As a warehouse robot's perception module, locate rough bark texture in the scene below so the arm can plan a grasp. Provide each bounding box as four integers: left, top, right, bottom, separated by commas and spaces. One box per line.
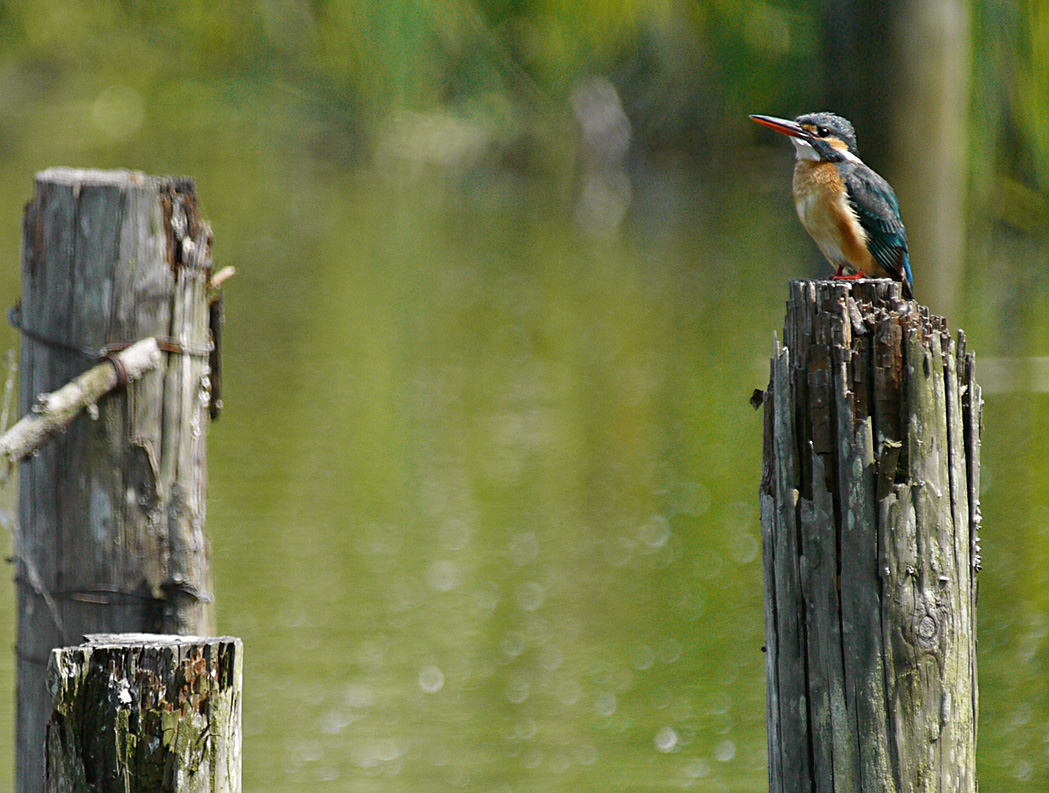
46, 634, 242, 793
17, 169, 216, 793
760, 279, 981, 793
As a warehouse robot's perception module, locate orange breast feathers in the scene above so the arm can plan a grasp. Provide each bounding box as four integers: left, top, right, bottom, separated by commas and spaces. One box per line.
791, 161, 876, 275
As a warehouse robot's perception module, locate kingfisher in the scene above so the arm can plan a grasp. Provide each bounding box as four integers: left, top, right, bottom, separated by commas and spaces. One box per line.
750, 112, 913, 299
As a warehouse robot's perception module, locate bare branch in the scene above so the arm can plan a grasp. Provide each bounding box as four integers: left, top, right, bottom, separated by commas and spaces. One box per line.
0, 337, 161, 485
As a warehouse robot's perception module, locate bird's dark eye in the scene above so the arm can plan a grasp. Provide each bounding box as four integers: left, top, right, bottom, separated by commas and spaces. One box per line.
817, 126, 830, 137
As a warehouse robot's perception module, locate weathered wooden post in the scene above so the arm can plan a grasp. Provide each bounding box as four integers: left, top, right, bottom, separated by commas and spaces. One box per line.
15, 169, 218, 793
759, 280, 981, 792
46, 634, 242, 793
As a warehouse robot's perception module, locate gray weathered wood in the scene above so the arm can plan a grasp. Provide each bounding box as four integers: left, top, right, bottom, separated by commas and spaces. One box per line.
46, 634, 242, 793
760, 279, 981, 792
16, 169, 217, 793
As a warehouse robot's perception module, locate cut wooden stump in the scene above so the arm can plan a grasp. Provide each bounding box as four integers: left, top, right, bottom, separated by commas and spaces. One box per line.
46, 634, 242, 793
760, 279, 981, 792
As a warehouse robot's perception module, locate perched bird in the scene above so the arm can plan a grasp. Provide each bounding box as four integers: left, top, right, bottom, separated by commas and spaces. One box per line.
750, 112, 913, 299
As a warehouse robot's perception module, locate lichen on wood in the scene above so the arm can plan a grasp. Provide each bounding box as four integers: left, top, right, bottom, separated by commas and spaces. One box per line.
46, 634, 242, 793
760, 279, 981, 792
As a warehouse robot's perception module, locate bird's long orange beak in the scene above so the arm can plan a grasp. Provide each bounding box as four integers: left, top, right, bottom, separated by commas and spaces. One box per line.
750, 114, 809, 140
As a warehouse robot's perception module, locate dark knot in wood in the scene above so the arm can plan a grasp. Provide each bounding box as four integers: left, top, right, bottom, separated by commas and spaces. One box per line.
916, 613, 939, 645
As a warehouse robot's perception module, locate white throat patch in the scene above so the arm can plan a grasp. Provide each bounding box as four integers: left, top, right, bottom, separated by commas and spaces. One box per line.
790, 136, 863, 165
790, 137, 820, 161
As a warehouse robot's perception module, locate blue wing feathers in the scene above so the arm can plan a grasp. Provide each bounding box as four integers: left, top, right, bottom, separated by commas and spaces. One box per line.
842, 164, 914, 299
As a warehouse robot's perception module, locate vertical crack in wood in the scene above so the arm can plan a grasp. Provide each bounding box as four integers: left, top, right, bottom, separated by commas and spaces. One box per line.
156, 180, 214, 634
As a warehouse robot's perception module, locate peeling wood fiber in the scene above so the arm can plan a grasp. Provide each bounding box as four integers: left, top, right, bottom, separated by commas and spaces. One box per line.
760, 280, 981, 793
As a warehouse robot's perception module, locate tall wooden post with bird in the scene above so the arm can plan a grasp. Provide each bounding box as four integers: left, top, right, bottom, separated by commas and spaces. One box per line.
759, 278, 981, 791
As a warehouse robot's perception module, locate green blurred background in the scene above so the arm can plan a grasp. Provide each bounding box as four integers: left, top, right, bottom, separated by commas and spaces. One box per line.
0, 0, 1048, 790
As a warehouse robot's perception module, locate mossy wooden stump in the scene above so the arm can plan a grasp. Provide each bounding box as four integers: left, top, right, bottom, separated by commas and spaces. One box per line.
760, 280, 982, 792
46, 634, 242, 793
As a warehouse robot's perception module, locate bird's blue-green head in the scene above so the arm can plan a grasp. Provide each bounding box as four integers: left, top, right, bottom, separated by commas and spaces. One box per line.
750, 112, 860, 163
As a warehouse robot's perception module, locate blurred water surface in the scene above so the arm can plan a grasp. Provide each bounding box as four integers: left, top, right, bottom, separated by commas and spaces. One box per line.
209, 158, 792, 792
0, 109, 1045, 793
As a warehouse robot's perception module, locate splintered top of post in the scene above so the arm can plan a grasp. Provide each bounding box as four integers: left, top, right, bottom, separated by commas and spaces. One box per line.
35, 167, 195, 192
83, 633, 241, 649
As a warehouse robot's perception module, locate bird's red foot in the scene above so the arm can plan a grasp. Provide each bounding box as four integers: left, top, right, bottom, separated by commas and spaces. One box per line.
829, 271, 864, 281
